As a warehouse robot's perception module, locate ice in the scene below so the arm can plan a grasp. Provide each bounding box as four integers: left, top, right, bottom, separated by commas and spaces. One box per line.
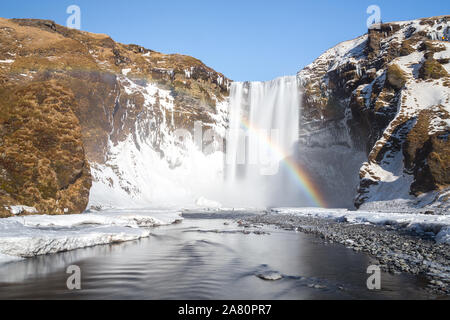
0, 210, 182, 262
5, 205, 38, 215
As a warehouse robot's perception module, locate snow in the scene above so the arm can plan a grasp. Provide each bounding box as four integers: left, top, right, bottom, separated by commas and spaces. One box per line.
434, 45, 450, 73
89, 135, 226, 208
195, 197, 222, 209
5, 205, 38, 215
121, 68, 132, 76
0, 210, 182, 262
89, 75, 228, 209
0, 59, 14, 64
271, 207, 450, 244
360, 152, 415, 204
298, 35, 368, 84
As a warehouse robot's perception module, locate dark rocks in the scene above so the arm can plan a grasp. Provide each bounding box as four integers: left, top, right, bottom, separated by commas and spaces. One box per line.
112, 47, 131, 66
11, 19, 57, 32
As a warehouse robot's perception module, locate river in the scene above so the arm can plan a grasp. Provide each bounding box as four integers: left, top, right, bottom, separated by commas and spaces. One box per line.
0, 214, 436, 299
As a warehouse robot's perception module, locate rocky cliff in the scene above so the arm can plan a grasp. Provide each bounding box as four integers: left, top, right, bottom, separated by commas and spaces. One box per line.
0, 18, 229, 216
1, 16, 449, 215
298, 16, 449, 212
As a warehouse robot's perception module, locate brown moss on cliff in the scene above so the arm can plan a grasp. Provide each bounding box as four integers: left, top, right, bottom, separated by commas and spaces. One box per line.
386, 64, 407, 90
1, 16, 230, 163
419, 57, 449, 80
427, 136, 450, 186
0, 81, 92, 216
399, 40, 415, 56
418, 40, 446, 54
404, 107, 450, 195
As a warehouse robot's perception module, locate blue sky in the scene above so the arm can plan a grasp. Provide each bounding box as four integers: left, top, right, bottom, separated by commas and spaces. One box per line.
2, 0, 448, 81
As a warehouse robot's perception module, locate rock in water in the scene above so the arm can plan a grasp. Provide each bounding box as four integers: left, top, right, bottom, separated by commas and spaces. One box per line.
256, 271, 283, 281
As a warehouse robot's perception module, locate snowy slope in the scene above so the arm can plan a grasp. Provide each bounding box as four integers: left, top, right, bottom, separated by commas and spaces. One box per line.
358, 20, 450, 211
298, 16, 450, 211
89, 75, 228, 209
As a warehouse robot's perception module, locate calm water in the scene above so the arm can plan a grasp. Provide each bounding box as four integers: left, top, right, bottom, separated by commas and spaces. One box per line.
0, 216, 438, 300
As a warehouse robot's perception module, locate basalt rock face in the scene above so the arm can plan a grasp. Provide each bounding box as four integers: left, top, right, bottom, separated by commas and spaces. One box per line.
298, 16, 450, 211
0, 18, 230, 216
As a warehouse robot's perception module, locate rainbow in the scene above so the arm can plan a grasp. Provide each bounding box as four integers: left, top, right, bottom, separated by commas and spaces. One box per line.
238, 118, 327, 208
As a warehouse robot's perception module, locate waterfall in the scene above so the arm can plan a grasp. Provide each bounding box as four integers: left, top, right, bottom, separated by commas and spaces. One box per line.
224, 76, 301, 207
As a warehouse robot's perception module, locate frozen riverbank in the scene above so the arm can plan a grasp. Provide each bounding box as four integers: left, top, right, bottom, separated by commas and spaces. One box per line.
269, 208, 450, 244
0, 217, 438, 299
1, 206, 449, 296
0, 209, 182, 262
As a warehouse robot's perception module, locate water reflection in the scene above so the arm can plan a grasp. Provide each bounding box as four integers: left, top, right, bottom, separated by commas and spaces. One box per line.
0, 218, 437, 300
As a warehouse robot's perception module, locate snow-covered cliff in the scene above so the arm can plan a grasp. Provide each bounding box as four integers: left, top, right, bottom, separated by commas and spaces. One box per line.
0, 18, 230, 215
298, 16, 450, 212
1, 16, 449, 215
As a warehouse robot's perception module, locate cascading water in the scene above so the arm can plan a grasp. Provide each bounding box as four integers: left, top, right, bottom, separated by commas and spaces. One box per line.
224, 76, 302, 207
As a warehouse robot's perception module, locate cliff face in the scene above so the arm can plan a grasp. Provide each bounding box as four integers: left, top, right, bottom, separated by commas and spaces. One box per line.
0, 18, 230, 215
0, 80, 92, 217
298, 16, 450, 211
1, 16, 449, 214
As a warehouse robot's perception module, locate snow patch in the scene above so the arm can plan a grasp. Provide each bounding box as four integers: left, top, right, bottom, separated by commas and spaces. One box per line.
5, 205, 38, 215
122, 68, 132, 76
195, 197, 222, 209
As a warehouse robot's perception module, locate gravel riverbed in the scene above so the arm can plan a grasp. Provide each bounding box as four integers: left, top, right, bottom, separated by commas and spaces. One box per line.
242, 214, 450, 295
